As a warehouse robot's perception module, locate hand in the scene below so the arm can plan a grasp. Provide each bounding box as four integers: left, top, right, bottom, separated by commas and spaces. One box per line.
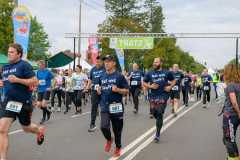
130, 72, 134, 76
144, 92, 147, 96
191, 87, 193, 91
68, 87, 71, 91
111, 84, 118, 92
83, 88, 88, 93
0, 80, 4, 87
46, 87, 52, 91
8, 75, 19, 83
151, 83, 159, 89
182, 83, 185, 87
164, 86, 172, 92
33, 88, 37, 92
97, 86, 102, 95
238, 113, 240, 119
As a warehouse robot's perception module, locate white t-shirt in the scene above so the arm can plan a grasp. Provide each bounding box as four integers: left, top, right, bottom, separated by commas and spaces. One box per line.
65, 76, 74, 92
72, 73, 87, 90
52, 75, 63, 90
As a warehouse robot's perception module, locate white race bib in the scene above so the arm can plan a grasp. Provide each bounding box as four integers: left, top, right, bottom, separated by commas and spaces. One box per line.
109, 103, 123, 114
39, 79, 46, 86
74, 86, 81, 90
172, 85, 179, 90
131, 81, 138, 85
204, 86, 209, 90
197, 82, 201, 86
94, 84, 100, 90
6, 101, 23, 113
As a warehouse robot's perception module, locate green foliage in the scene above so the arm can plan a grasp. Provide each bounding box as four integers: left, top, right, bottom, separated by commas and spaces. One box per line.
0, 0, 14, 55
28, 16, 51, 61
64, 49, 71, 53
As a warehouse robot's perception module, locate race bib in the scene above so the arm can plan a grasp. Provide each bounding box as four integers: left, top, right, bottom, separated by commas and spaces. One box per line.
74, 86, 81, 90
197, 82, 201, 86
62, 88, 65, 91
109, 103, 123, 114
5, 101, 23, 113
39, 79, 46, 86
131, 81, 138, 85
172, 85, 179, 90
149, 89, 151, 94
94, 84, 100, 90
204, 86, 209, 90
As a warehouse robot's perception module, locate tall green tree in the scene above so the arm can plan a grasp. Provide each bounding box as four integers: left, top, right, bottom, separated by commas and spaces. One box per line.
0, 0, 14, 55
28, 16, 51, 61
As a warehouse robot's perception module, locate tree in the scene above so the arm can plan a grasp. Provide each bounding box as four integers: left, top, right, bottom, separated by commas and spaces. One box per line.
64, 49, 71, 53
0, 0, 14, 55
27, 16, 51, 61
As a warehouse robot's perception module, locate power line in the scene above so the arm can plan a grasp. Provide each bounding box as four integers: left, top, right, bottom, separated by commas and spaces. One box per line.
89, 0, 105, 9
82, 1, 108, 15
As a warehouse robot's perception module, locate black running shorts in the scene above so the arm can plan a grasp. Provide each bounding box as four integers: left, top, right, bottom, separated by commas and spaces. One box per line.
169, 90, 180, 100
37, 91, 51, 101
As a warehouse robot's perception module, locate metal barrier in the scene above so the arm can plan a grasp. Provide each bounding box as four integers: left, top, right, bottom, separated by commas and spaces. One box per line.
216, 82, 226, 103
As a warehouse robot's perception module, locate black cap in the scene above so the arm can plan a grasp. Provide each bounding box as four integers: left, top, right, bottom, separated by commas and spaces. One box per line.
102, 55, 115, 62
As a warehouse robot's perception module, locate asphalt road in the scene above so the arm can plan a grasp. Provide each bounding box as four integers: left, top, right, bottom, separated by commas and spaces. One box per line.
6, 90, 232, 160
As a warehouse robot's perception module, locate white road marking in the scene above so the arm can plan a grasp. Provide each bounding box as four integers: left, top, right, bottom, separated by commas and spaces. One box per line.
108, 104, 186, 160
71, 111, 91, 118
9, 129, 23, 135
123, 100, 202, 160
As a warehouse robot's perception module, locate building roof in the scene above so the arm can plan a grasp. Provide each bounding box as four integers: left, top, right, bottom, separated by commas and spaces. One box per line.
50, 51, 78, 60
85, 58, 93, 65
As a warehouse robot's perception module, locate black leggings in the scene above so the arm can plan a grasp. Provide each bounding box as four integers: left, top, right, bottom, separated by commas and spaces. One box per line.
51, 90, 62, 107
130, 87, 142, 110
66, 92, 75, 111
100, 109, 123, 149
74, 90, 83, 107
196, 86, 202, 99
182, 90, 189, 103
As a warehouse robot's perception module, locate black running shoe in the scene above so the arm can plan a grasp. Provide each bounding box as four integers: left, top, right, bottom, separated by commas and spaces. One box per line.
185, 103, 188, 107
171, 108, 174, 114
88, 124, 97, 132
64, 110, 68, 114
75, 111, 79, 115
39, 119, 46, 125
79, 109, 82, 114
37, 127, 44, 145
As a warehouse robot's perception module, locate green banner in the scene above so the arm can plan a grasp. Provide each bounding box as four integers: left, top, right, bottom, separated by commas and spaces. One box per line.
109, 38, 154, 49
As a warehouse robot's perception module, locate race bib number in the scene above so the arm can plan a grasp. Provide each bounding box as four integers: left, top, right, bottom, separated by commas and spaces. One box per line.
204, 86, 209, 90
94, 84, 100, 90
39, 79, 46, 86
74, 86, 81, 90
197, 82, 201, 86
131, 81, 138, 85
172, 85, 179, 90
109, 103, 123, 114
5, 101, 23, 113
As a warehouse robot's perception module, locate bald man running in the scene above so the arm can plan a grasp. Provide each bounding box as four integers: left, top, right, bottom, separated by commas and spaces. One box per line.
126, 63, 145, 114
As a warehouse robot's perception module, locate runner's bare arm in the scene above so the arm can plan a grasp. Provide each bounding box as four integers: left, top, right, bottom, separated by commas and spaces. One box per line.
8, 75, 38, 86
229, 92, 240, 118
111, 84, 129, 94
181, 78, 184, 86
51, 78, 57, 88
87, 79, 92, 90
126, 72, 133, 81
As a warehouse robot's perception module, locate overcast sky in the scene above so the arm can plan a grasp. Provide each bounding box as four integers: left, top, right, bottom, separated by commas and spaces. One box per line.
19, 0, 240, 70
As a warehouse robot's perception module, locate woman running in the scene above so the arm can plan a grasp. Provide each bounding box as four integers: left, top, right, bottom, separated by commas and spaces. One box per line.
71, 65, 87, 114
189, 71, 196, 101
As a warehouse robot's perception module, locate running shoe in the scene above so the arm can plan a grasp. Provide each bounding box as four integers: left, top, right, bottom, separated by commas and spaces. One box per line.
203, 105, 206, 108
105, 137, 113, 152
57, 107, 61, 112
183, 103, 185, 105
174, 112, 177, 117
47, 111, 52, 121
88, 124, 97, 132
185, 103, 188, 107
114, 147, 121, 157
75, 111, 79, 115
133, 109, 137, 114
68, 106, 71, 110
171, 108, 174, 114
79, 109, 82, 114
154, 134, 160, 141
97, 111, 100, 116
51, 107, 54, 113
39, 119, 46, 125
150, 113, 153, 119
37, 127, 44, 145
64, 110, 68, 114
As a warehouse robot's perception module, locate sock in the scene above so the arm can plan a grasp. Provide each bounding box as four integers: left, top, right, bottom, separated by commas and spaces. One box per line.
43, 107, 47, 120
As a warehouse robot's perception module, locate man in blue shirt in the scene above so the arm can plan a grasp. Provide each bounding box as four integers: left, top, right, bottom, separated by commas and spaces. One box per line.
201, 69, 213, 108
36, 60, 57, 124
87, 56, 106, 132
0, 44, 45, 160
143, 57, 176, 141
97, 55, 129, 157
126, 63, 145, 114
169, 64, 184, 117
182, 71, 193, 107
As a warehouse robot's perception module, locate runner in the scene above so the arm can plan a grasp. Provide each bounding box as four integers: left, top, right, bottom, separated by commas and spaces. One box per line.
50, 69, 63, 113
182, 71, 193, 107
143, 57, 176, 141
70, 65, 87, 114
213, 68, 220, 101
86, 56, 106, 132
222, 64, 240, 160
64, 68, 76, 114
169, 64, 184, 117
36, 60, 57, 124
60, 71, 66, 106
0, 44, 44, 160
121, 71, 127, 105
169, 67, 173, 72
189, 71, 196, 101
97, 55, 129, 157
126, 63, 145, 114
201, 69, 213, 108
196, 74, 202, 101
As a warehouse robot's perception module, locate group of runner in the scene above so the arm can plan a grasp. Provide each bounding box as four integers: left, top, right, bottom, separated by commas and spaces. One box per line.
0, 44, 222, 159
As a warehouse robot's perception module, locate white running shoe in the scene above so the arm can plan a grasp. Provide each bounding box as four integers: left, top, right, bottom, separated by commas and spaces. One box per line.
51, 107, 54, 112
57, 107, 61, 112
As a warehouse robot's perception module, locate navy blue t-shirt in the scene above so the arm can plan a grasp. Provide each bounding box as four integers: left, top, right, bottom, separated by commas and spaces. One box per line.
127, 70, 145, 87
99, 71, 129, 113
201, 75, 213, 90
37, 69, 55, 93
182, 75, 192, 91
144, 69, 175, 99
3, 60, 35, 103
90, 65, 106, 89
171, 71, 183, 90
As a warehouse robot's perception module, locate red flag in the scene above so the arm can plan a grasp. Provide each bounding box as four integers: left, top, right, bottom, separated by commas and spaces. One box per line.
88, 35, 99, 66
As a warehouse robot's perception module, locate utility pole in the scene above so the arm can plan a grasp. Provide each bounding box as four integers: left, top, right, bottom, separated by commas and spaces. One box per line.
236, 38, 238, 66
14, 0, 18, 43
78, 0, 83, 66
